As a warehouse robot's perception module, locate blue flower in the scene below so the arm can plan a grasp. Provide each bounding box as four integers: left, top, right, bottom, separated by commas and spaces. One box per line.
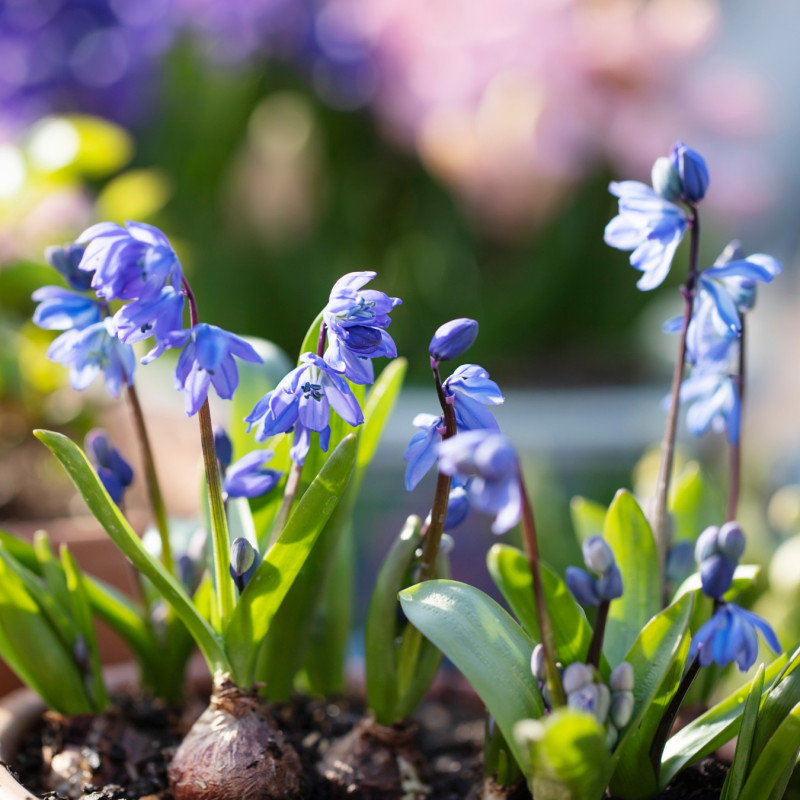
214, 427, 233, 471
429, 318, 479, 363
84, 429, 133, 504
171, 324, 262, 416
690, 603, 780, 671
77, 221, 183, 302
223, 450, 283, 499
695, 522, 746, 599
566, 536, 623, 606
438, 430, 521, 534
229, 537, 258, 593
671, 142, 710, 203
47, 318, 135, 397
605, 181, 688, 291
679, 373, 741, 444
403, 364, 504, 491
246, 352, 364, 465
32, 286, 103, 331
323, 271, 401, 384
676, 292, 739, 374
45, 243, 92, 291
443, 483, 471, 530
114, 286, 186, 363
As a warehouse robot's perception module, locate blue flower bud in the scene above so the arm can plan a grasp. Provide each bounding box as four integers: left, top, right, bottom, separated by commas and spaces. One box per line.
214, 426, 233, 470
562, 662, 594, 695
671, 141, 709, 203
651, 156, 682, 202
609, 662, 634, 693
695, 526, 719, 564
567, 683, 610, 724
610, 691, 634, 729
566, 566, 601, 607
718, 521, 746, 561
444, 485, 470, 530
230, 537, 257, 577
84, 429, 134, 505
596, 564, 624, 601
582, 536, 615, 574
699, 553, 737, 599
429, 318, 479, 362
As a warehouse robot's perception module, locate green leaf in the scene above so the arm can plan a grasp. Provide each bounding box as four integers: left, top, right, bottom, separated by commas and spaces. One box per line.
739, 702, 800, 800
298, 311, 324, 361
516, 710, 611, 800
660, 653, 789, 787
399, 580, 542, 771
570, 496, 607, 544
62, 547, 109, 711
611, 593, 694, 796
603, 490, 660, 666
225, 434, 356, 686
721, 664, 765, 800
749, 653, 800, 761
487, 544, 596, 669
669, 462, 717, 545
34, 429, 229, 675
33, 530, 71, 612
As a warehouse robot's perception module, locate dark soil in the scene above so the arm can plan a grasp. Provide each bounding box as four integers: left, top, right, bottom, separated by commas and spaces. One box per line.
9, 687, 728, 800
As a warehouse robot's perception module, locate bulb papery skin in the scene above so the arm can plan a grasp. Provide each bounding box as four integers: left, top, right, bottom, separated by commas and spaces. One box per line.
168, 677, 303, 800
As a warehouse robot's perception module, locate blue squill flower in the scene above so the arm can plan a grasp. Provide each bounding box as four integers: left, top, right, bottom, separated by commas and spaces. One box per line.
170, 324, 262, 417
671, 142, 710, 203
85, 429, 133, 505
429, 318, 479, 363
695, 522, 746, 599
674, 291, 739, 374
114, 286, 186, 363
605, 181, 688, 291
566, 536, 623, 607
45, 244, 92, 291
246, 352, 364, 465
214, 427, 233, 471
223, 450, 283, 499
444, 483, 471, 530
404, 413, 444, 491
77, 221, 183, 303
323, 271, 401, 384
438, 431, 521, 534
47, 318, 135, 397
32, 286, 103, 331
690, 603, 780, 671
679, 373, 741, 444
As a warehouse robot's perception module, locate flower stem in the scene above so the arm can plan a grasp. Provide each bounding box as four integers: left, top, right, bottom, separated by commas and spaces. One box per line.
125, 383, 174, 577
651, 208, 701, 602
183, 277, 234, 628
585, 600, 609, 670
519, 472, 565, 707
726, 319, 745, 522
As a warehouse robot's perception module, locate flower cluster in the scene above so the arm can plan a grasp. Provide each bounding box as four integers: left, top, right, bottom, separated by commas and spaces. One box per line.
566, 537, 623, 607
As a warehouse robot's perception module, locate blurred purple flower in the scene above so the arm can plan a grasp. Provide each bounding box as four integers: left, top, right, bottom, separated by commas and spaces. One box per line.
32, 286, 103, 331
85, 428, 133, 504
223, 450, 282, 499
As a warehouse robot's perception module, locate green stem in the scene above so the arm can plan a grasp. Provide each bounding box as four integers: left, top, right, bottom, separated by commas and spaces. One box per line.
519, 472, 565, 707
183, 278, 234, 629
125, 384, 174, 576
726, 319, 745, 523
651, 207, 700, 603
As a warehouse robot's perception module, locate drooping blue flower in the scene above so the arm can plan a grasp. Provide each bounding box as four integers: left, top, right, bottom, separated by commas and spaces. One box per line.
246, 352, 364, 465
604, 181, 688, 291
438, 430, 521, 534
169, 323, 262, 417
223, 450, 283, 499
32, 286, 103, 331
670, 142, 710, 203
676, 291, 739, 375
214, 427, 233, 471
323, 271, 401, 384
403, 364, 504, 491
429, 318, 479, 363
47, 318, 135, 397
114, 285, 186, 363
689, 603, 780, 671
679, 373, 741, 444
45, 244, 93, 291
443, 483, 471, 530
77, 221, 183, 303
84, 429, 134, 505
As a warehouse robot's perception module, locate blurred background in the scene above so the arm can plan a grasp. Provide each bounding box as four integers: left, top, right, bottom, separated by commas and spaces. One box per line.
2, 0, 800, 630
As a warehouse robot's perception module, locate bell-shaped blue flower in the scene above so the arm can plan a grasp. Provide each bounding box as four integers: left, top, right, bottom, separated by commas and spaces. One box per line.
85, 429, 133, 504
323, 271, 401, 385
214, 426, 233, 471
565, 566, 602, 607
443, 481, 471, 530
438, 430, 521, 534
77, 220, 183, 303
223, 450, 283, 499
689, 603, 780, 671
246, 352, 364, 465
670, 142, 710, 203
172, 323, 262, 416
32, 286, 103, 331
429, 318, 479, 363
114, 285, 186, 363
404, 413, 443, 491
679, 373, 741, 444
47, 318, 135, 397
45, 243, 93, 291
604, 180, 688, 291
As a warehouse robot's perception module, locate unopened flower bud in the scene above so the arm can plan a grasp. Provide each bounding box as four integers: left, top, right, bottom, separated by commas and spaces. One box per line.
230, 537, 257, 577
671, 141, 709, 203
530, 644, 547, 682
582, 536, 615, 574
562, 662, 594, 695
609, 662, 634, 693
444, 485, 470, 530
566, 566, 601, 607
695, 526, 720, 564
700, 553, 736, 599
610, 691, 634, 729
718, 521, 746, 561
429, 318, 479, 362
651, 156, 682, 202
214, 426, 233, 470
596, 564, 624, 601
568, 683, 610, 724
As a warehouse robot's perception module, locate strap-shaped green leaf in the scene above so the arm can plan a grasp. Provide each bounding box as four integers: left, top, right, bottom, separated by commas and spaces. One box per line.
225, 434, 356, 686
399, 579, 542, 771
33, 531, 71, 612
487, 544, 596, 669
34, 429, 229, 676
570, 496, 606, 544
603, 489, 660, 666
